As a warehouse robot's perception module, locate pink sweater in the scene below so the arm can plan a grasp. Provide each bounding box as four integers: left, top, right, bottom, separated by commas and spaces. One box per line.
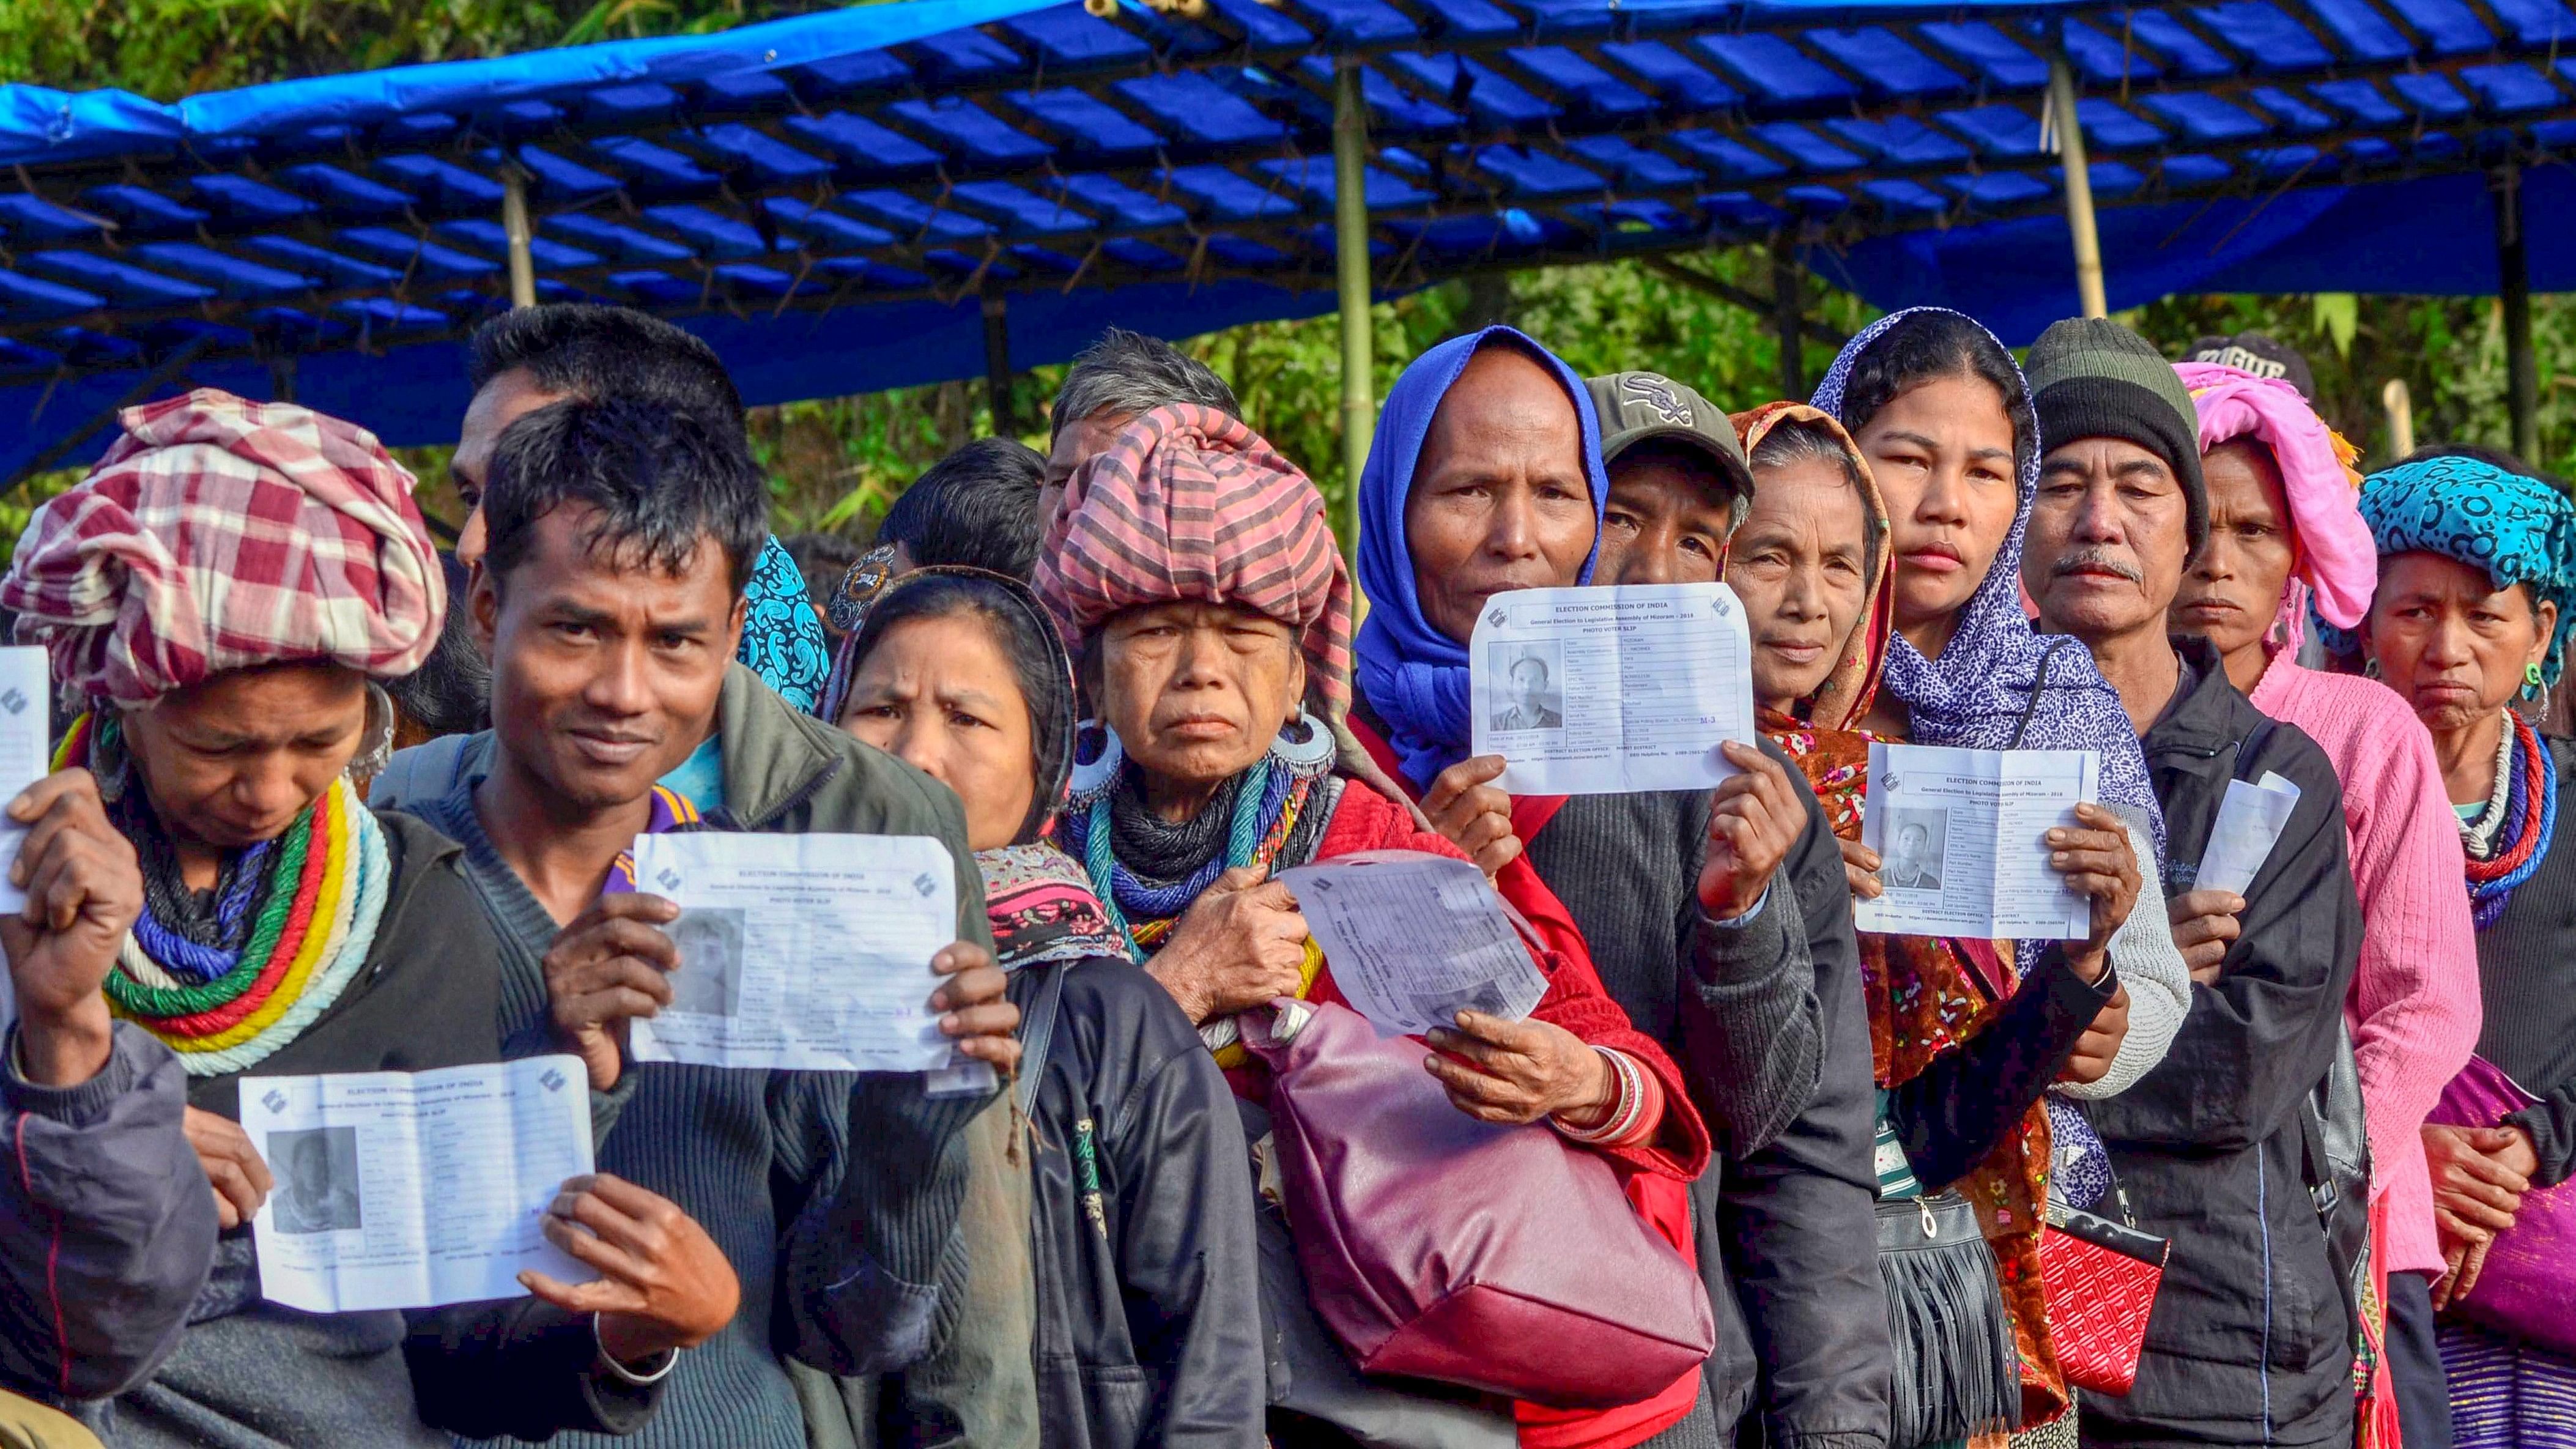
2251, 647, 2484, 1277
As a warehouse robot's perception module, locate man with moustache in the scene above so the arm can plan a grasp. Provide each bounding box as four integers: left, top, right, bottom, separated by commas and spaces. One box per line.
2020, 317, 2363, 1449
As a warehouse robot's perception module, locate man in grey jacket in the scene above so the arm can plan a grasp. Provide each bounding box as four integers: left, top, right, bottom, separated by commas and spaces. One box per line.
376, 395, 1032, 1449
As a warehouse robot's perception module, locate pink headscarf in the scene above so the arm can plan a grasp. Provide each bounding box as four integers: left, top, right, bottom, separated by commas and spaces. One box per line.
2176, 361, 2376, 639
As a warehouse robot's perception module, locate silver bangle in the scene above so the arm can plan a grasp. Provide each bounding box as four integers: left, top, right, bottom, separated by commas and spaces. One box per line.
591, 1316, 681, 1387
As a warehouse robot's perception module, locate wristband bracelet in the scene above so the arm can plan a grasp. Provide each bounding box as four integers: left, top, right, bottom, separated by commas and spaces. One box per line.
592, 1316, 682, 1387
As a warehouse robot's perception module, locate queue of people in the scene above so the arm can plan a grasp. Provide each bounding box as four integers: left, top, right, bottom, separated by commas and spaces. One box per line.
0, 300, 2561, 1449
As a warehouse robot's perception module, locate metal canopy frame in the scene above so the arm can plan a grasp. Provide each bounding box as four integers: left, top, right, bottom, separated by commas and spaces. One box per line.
4, 0, 2575, 473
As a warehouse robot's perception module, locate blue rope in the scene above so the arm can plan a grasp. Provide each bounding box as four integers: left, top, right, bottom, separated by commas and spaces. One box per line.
1073, 755, 1281, 962
127, 837, 274, 984
2472, 715, 2558, 930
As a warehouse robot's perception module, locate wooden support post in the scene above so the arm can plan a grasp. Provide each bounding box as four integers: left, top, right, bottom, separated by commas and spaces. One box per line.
1333, 56, 1376, 569
982, 287, 1014, 436
2382, 379, 2416, 462
2495, 163, 2539, 463
501, 164, 538, 310
2049, 55, 2108, 319
1772, 241, 1805, 399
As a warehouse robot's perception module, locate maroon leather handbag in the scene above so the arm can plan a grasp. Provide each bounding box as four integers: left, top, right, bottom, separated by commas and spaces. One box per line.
1242, 998, 1714, 1409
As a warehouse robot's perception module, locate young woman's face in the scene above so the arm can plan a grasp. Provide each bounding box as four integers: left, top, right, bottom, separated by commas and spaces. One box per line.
838, 612, 1038, 853
1850, 371, 2021, 658
2363, 551, 2556, 740
1725, 454, 1871, 714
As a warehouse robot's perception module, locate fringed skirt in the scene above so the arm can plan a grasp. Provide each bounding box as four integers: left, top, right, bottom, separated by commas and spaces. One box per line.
2441, 1321, 2576, 1449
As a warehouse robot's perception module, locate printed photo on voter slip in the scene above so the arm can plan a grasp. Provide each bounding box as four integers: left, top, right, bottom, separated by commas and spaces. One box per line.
1468, 582, 1757, 797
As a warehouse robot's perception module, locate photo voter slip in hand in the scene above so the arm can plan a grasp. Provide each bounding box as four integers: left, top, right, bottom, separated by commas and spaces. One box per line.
1856, 741, 2101, 941
1468, 582, 1757, 796
626, 831, 957, 1073
240, 1055, 594, 1314
1276, 850, 1547, 1037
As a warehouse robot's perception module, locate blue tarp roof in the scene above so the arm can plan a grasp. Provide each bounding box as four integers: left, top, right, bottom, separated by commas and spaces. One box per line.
4, 0, 2574, 478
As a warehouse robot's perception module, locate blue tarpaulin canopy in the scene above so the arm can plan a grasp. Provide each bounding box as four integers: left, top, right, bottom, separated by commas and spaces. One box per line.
3, 0, 2573, 478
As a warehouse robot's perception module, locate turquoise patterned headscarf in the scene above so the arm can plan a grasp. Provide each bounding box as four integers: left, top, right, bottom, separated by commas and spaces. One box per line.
2328, 454, 2576, 683
738, 534, 831, 712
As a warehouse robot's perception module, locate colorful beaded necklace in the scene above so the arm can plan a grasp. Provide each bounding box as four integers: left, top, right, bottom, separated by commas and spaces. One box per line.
2461, 707, 2558, 932
59, 713, 393, 1076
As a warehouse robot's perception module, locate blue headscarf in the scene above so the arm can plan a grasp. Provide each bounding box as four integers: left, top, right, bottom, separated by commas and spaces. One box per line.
2322, 454, 2576, 684
1353, 326, 1610, 790
1812, 308, 2164, 855
739, 533, 832, 713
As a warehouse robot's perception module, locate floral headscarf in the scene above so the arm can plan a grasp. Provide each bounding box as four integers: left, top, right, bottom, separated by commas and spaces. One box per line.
1733, 401, 1893, 740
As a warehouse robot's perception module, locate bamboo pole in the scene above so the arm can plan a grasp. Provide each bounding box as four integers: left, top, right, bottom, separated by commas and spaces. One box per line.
1333, 56, 1375, 568
501, 165, 537, 309
2382, 379, 2415, 462
2048, 56, 2107, 320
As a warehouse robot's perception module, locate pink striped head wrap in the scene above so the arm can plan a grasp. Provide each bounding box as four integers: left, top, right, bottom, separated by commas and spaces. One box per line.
2177, 361, 2377, 639
1033, 404, 1352, 713
1, 389, 445, 708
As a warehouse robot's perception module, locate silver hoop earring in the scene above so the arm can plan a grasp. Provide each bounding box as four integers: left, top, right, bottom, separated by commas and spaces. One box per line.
1270, 709, 1337, 774
1067, 721, 1123, 804
347, 683, 396, 781
2361, 656, 2383, 680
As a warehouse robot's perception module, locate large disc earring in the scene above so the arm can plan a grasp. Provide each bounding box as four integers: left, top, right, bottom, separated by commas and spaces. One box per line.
347, 683, 397, 781
1067, 720, 1124, 804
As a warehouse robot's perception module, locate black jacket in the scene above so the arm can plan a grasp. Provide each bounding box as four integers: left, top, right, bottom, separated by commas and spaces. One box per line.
2081, 640, 2360, 1449
1013, 957, 1265, 1449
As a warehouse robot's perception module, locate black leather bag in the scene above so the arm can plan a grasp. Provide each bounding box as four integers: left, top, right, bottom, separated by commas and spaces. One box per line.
1878, 1190, 2021, 1447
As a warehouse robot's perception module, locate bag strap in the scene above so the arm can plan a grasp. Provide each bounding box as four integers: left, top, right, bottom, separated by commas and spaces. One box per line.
1015, 963, 1071, 1116
2010, 639, 2078, 750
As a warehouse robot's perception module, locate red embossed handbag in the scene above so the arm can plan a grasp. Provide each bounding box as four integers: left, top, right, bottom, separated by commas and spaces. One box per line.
1242, 997, 1714, 1409
2038, 1188, 2170, 1397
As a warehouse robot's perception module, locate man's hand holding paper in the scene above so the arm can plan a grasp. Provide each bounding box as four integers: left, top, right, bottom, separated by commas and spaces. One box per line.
587, 832, 1015, 1077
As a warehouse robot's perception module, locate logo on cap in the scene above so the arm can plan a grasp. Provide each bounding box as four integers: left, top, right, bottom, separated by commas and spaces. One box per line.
1619, 374, 1692, 426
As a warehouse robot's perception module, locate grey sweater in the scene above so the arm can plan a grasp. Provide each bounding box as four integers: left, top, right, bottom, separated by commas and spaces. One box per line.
384, 664, 1029, 1449
1519, 739, 1890, 1449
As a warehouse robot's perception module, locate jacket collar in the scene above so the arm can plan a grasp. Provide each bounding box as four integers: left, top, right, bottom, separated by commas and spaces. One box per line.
709, 661, 845, 829
2140, 634, 2245, 766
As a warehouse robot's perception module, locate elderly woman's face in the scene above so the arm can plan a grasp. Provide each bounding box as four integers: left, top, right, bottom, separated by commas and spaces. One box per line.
2170, 439, 2298, 668
1096, 601, 1304, 817
1405, 347, 1595, 645
2365, 551, 2556, 738
1726, 454, 1871, 714
122, 662, 371, 856
838, 611, 1038, 854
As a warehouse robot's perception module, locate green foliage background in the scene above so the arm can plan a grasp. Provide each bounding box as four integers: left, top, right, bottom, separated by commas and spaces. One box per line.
4, 0, 2570, 550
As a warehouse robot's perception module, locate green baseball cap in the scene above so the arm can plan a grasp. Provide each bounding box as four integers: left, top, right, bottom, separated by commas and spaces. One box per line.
1585, 371, 1753, 513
